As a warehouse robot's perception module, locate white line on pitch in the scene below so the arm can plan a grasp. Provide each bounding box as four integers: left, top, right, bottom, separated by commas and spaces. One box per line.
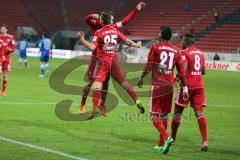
0, 136, 88, 160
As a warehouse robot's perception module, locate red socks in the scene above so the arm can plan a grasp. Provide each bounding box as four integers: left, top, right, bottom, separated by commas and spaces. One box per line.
2, 79, 8, 93
100, 80, 109, 106
197, 116, 208, 143
151, 116, 168, 146
171, 115, 181, 141
92, 88, 101, 109
81, 85, 91, 106
159, 118, 168, 146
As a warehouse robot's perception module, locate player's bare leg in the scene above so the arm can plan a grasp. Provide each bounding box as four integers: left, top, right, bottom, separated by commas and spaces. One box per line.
194, 106, 208, 151
1, 73, 8, 96
171, 105, 184, 143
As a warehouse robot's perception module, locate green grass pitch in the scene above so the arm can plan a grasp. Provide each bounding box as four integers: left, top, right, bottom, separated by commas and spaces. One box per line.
0, 56, 240, 160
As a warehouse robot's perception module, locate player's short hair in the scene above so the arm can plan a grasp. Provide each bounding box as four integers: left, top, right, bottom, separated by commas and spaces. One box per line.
184, 33, 195, 45
0, 23, 8, 29
159, 26, 172, 41
42, 32, 49, 38
101, 12, 113, 25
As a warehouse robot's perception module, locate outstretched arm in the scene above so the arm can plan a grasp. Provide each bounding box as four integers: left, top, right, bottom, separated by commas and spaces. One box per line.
115, 2, 146, 28
124, 39, 142, 48
77, 32, 96, 51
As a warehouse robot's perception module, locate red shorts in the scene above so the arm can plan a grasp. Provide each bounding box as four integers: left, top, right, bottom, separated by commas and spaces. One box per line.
0, 60, 10, 73
85, 56, 99, 82
149, 85, 174, 114
175, 88, 207, 108
94, 56, 113, 83
94, 54, 126, 83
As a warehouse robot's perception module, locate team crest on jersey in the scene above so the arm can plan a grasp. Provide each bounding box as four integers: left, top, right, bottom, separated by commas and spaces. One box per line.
92, 36, 97, 41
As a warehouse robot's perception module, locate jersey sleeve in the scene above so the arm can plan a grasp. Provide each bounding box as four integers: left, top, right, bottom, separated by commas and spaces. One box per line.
113, 8, 138, 29
181, 50, 187, 63
147, 45, 155, 63
85, 14, 101, 30
117, 30, 127, 42
39, 40, 43, 52
92, 32, 99, 48
176, 52, 186, 81
10, 37, 16, 52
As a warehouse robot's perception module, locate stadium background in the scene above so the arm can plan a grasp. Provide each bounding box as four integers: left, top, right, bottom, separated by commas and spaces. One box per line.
0, 0, 240, 160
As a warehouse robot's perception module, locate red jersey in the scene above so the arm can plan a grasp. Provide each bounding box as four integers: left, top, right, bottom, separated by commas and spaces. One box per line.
182, 46, 205, 89
85, 8, 138, 35
145, 42, 185, 85
92, 25, 127, 58
0, 34, 16, 61
0, 39, 4, 61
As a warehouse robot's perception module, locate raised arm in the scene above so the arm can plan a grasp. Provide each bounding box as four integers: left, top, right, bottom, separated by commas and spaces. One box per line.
124, 39, 142, 48
77, 32, 96, 51
114, 2, 146, 28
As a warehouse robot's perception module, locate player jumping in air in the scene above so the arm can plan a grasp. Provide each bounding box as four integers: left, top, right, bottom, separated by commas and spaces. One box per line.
137, 26, 189, 154
78, 12, 145, 117
171, 34, 208, 151
39, 32, 53, 78
17, 35, 30, 68
0, 24, 16, 96
79, 2, 146, 114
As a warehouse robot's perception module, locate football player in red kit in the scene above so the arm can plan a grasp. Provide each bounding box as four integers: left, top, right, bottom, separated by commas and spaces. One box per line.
78, 12, 145, 117
171, 34, 208, 151
0, 39, 5, 88
137, 26, 189, 154
0, 24, 16, 96
80, 2, 146, 113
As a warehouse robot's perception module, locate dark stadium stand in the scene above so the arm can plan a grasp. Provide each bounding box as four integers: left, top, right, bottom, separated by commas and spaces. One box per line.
0, 0, 42, 33
64, 0, 136, 29
27, 0, 64, 32
126, 0, 226, 38
196, 24, 240, 53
